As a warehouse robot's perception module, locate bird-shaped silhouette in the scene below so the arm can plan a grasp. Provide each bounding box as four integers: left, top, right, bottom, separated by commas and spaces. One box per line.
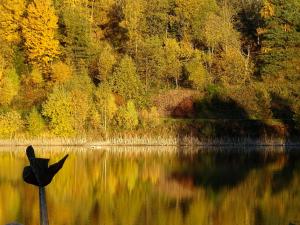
23, 145, 68, 187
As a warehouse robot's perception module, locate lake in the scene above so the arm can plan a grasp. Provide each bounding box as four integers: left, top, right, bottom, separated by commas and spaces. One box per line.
0, 146, 300, 225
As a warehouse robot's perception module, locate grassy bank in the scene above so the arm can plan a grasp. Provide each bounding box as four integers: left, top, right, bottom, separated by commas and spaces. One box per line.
0, 118, 298, 147
0, 136, 299, 148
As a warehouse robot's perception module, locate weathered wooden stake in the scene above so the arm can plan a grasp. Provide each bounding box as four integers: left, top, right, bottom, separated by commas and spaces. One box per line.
39, 187, 49, 225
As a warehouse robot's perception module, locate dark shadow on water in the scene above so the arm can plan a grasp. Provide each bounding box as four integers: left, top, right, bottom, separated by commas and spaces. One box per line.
171, 150, 282, 191
271, 150, 300, 194
171, 149, 300, 194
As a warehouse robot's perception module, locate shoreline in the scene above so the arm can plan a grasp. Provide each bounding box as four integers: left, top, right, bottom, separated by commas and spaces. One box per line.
0, 137, 299, 148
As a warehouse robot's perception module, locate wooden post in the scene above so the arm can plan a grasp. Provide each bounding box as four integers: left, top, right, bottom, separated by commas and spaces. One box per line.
39, 187, 49, 225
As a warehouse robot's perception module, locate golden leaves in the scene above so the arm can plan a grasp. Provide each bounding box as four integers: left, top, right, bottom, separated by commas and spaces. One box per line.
0, 0, 25, 44
22, 0, 60, 68
260, 0, 275, 19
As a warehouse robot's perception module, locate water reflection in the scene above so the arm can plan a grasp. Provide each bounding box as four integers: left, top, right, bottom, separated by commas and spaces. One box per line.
0, 147, 300, 225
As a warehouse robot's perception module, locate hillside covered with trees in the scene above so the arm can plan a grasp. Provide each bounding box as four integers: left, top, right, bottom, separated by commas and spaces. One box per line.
0, 0, 299, 140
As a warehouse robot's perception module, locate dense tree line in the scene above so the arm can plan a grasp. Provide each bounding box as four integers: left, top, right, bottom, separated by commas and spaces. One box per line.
0, 0, 299, 137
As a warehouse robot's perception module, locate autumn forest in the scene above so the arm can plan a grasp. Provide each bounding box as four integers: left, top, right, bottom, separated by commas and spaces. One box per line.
0, 0, 299, 140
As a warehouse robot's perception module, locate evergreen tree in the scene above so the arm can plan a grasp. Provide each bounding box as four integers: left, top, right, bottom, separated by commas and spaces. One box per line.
61, 5, 94, 68
259, 0, 300, 103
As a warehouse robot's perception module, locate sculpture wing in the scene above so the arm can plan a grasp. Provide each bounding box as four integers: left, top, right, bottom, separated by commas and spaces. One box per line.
48, 155, 69, 179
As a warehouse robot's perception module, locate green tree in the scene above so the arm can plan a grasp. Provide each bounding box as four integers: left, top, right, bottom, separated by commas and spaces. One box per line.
185, 53, 209, 91
96, 42, 116, 82
120, 0, 146, 57
174, 0, 218, 42
143, 0, 169, 38
216, 47, 252, 88
22, 0, 60, 70
61, 5, 95, 68
163, 38, 182, 88
203, 9, 241, 54
94, 83, 118, 130
136, 37, 166, 90
109, 55, 142, 100
259, 0, 300, 104
113, 100, 139, 130
27, 108, 46, 136
65, 72, 94, 132
42, 86, 75, 136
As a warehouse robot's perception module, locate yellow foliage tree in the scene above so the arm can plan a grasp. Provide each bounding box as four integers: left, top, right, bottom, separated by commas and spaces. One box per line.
164, 38, 182, 88
29, 67, 44, 85
113, 100, 139, 130
0, 0, 25, 44
94, 83, 118, 130
22, 0, 60, 69
0, 69, 20, 106
120, 0, 146, 56
185, 57, 209, 91
26, 108, 46, 136
0, 111, 23, 138
51, 61, 73, 84
260, 0, 275, 19
139, 106, 160, 128
217, 47, 251, 88
96, 42, 116, 82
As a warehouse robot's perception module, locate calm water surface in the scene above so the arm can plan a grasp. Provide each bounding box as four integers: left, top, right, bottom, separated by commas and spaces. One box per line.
0, 147, 300, 225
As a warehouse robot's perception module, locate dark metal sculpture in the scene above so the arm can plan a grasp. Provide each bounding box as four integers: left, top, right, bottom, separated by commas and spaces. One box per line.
23, 145, 68, 225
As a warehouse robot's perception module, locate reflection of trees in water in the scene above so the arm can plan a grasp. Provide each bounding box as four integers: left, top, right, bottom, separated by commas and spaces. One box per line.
0, 149, 300, 225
